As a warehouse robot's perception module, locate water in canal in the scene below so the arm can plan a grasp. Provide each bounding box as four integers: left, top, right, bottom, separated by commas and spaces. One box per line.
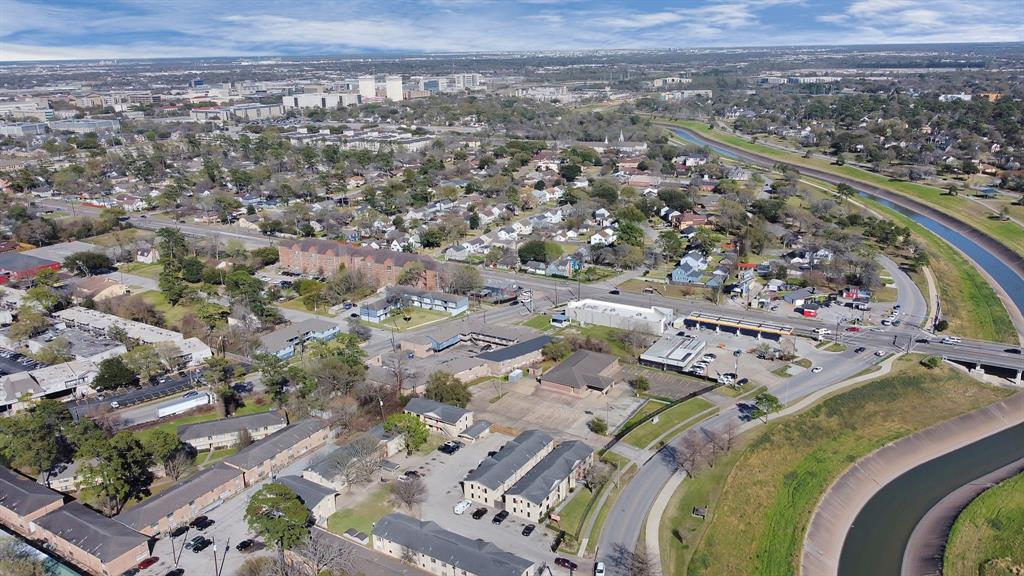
838, 423, 1024, 575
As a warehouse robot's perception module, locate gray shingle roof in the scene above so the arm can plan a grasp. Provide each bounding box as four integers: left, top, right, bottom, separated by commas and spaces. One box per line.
275, 476, 336, 511
0, 465, 63, 515
374, 513, 533, 576
177, 411, 288, 442
505, 441, 593, 506
542, 349, 618, 391
464, 430, 553, 490
36, 501, 148, 563
223, 418, 327, 471
476, 335, 553, 363
116, 463, 242, 531
258, 318, 338, 354
404, 397, 469, 425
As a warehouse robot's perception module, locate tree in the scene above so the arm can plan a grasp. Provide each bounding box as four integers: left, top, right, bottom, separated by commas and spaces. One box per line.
348, 317, 371, 341
751, 392, 782, 423
255, 353, 289, 406
31, 337, 73, 364
582, 463, 612, 493
391, 477, 427, 509
236, 557, 276, 576
292, 530, 353, 576
588, 417, 608, 435
163, 451, 193, 482
0, 399, 72, 476
332, 434, 385, 485
397, 262, 427, 286
142, 429, 183, 464
121, 344, 164, 383
658, 231, 685, 260
617, 221, 645, 247
79, 432, 154, 514
245, 483, 310, 569
424, 371, 472, 408
559, 163, 582, 181
384, 413, 429, 454
631, 376, 650, 394
0, 539, 48, 576
93, 357, 137, 391
518, 239, 561, 264
7, 306, 49, 341
445, 265, 482, 295
64, 251, 114, 275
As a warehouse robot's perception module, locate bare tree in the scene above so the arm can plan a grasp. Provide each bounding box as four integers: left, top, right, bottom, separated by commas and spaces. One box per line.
721, 419, 740, 453
675, 432, 703, 477
582, 463, 612, 493
629, 546, 661, 576
291, 530, 353, 576
334, 435, 384, 486
238, 428, 253, 449
163, 451, 193, 481
391, 477, 427, 510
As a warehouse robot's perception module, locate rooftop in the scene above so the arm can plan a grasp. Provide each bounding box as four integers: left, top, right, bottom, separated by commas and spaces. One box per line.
476, 335, 553, 364
0, 252, 57, 273
566, 298, 674, 323
506, 441, 593, 506
36, 501, 148, 564
275, 475, 336, 511
116, 463, 242, 531
177, 410, 287, 443
542, 349, 619, 391
258, 318, 338, 354
223, 418, 327, 471
374, 513, 534, 576
0, 466, 64, 516
404, 397, 469, 425
465, 430, 553, 490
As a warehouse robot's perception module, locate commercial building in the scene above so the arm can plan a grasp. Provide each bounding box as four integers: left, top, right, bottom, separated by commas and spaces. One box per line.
682, 312, 794, 339
34, 501, 150, 576
373, 513, 534, 576
639, 334, 706, 372
275, 475, 338, 525
281, 92, 358, 110
399, 321, 535, 357
385, 75, 404, 101
258, 317, 342, 359
404, 397, 473, 438
278, 239, 442, 290
565, 298, 674, 335
463, 430, 555, 506
177, 410, 289, 451
0, 252, 60, 283
116, 463, 244, 536
0, 122, 49, 137
48, 119, 120, 133
0, 466, 65, 539
0, 360, 99, 415
476, 335, 553, 374
504, 440, 593, 522
540, 350, 620, 396
53, 307, 212, 366
358, 75, 376, 100
189, 103, 284, 123
223, 418, 330, 485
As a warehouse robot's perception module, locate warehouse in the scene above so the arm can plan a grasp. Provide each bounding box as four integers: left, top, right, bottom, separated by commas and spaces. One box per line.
0, 252, 60, 284
640, 334, 706, 372
564, 298, 674, 335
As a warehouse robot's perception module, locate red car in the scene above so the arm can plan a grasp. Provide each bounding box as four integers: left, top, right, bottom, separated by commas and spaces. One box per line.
555, 557, 579, 570
846, 326, 861, 332
138, 557, 159, 570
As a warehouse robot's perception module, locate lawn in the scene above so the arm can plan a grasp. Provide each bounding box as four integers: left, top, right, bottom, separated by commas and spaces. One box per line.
714, 382, 764, 399
138, 290, 193, 327
280, 296, 334, 316
85, 228, 155, 248
327, 485, 394, 536
616, 399, 670, 435
575, 325, 642, 363
619, 278, 709, 301
134, 403, 273, 445
944, 472, 1024, 576
683, 358, 1012, 576
118, 262, 162, 279
621, 397, 716, 449
873, 286, 898, 302
553, 485, 599, 546
665, 119, 1024, 259
366, 307, 451, 332
574, 266, 618, 283
523, 314, 557, 331
193, 447, 238, 466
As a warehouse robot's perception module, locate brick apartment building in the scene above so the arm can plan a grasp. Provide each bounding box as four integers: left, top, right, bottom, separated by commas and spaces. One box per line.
278, 239, 442, 290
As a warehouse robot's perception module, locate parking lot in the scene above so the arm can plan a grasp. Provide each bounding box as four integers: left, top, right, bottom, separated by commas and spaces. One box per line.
413, 432, 593, 575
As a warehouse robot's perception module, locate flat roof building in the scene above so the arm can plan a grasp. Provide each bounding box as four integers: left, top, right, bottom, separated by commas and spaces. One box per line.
640, 334, 706, 372
257, 318, 341, 359
373, 513, 534, 576
476, 335, 553, 374
0, 252, 60, 284
565, 298, 674, 335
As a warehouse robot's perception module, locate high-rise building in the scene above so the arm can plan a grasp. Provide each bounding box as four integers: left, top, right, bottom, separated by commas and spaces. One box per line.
385, 75, 403, 101
358, 75, 376, 100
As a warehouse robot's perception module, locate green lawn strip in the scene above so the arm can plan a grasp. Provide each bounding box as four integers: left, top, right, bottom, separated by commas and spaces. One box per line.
280, 296, 334, 316
523, 314, 556, 331
650, 409, 719, 450
616, 399, 671, 434
665, 119, 1024, 257
714, 383, 765, 399
943, 473, 1024, 576
117, 262, 163, 279
770, 365, 792, 378
793, 358, 813, 369
622, 397, 716, 449
618, 278, 711, 300
193, 447, 238, 467
685, 358, 1012, 576
327, 485, 394, 536
586, 464, 638, 555
362, 307, 451, 332
600, 450, 630, 470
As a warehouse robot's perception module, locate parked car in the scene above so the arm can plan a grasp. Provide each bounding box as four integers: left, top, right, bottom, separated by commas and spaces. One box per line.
845, 326, 860, 332
193, 518, 215, 531
439, 441, 463, 455
522, 524, 535, 536
472, 507, 488, 520
854, 347, 867, 354
811, 366, 823, 373
188, 516, 208, 528
454, 500, 472, 515
191, 538, 212, 553
555, 558, 579, 570
874, 350, 886, 357
121, 570, 140, 576
165, 570, 184, 576
595, 561, 606, 576
184, 536, 205, 550
169, 525, 188, 538
492, 510, 509, 524
109, 401, 120, 409
137, 557, 159, 570
235, 539, 254, 552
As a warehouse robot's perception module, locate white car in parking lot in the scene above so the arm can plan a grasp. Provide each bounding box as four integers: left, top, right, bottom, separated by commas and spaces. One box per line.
453, 499, 472, 515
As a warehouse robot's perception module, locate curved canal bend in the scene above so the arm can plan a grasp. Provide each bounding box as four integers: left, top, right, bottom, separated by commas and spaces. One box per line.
662, 124, 1024, 318
661, 123, 1024, 575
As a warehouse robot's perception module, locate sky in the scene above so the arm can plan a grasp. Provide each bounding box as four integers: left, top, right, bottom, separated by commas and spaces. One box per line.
0, 0, 1021, 62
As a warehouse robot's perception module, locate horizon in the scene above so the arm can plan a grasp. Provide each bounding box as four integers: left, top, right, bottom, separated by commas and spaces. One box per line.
1, 0, 1022, 62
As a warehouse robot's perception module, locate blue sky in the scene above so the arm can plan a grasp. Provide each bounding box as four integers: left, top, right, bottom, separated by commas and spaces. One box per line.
1, 0, 1021, 61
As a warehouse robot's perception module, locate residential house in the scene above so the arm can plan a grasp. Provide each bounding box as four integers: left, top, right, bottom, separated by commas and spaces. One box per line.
593, 208, 614, 227
135, 247, 159, 264
359, 298, 392, 324
590, 228, 617, 246
670, 250, 709, 284
67, 276, 130, 303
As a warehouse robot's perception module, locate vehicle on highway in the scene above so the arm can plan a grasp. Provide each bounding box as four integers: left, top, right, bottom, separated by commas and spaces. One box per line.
169, 525, 188, 538
522, 524, 535, 536
854, 347, 867, 354
941, 336, 962, 344
165, 569, 184, 576
472, 507, 488, 519
492, 510, 509, 524
454, 500, 472, 515
555, 558, 579, 570
595, 561, 606, 575
184, 536, 205, 550
109, 401, 120, 409
1006, 348, 1022, 354
236, 539, 254, 552
191, 538, 212, 553
875, 350, 886, 357
811, 366, 823, 373
137, 557, 159, 570
846, 326, 861, 332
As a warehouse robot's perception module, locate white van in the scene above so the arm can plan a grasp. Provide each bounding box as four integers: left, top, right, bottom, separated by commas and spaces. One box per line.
941, 336, 962, 345
813, 328, 832, 336
454, 499, 472, 515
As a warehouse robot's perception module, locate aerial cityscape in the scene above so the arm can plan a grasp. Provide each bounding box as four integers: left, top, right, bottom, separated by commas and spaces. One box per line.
0, 1, 1021, 576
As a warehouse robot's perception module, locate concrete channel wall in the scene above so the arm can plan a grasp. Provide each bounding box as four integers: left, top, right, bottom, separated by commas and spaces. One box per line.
800, 392, 1024, 576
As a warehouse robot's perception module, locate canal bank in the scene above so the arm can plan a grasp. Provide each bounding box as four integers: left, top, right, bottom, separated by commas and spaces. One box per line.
799, 393, 1024, 576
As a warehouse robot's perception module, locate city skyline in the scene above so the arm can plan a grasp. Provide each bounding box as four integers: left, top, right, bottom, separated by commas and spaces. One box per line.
1, 0, 1022, 62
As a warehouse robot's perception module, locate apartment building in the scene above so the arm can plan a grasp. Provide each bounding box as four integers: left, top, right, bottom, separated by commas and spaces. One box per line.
35, 501, 151, 576
462, 430, 554, 506
116, 463, 243, 536
404, 397, 473, 438
223, 418, 330, 486
177, 410, 289, 451
503, 441, 593, 522
257, 318, 341, 359
278, 239, 442, 290
373, 513, 534, 576
276, 475, 338, 525
0, 466, 65, 539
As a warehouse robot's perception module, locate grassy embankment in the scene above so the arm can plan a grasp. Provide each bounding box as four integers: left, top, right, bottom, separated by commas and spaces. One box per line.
660, 357, 1012, 576
665, 119, 1024, 259
944, 472, 1024, 576
620, 397, 716, 449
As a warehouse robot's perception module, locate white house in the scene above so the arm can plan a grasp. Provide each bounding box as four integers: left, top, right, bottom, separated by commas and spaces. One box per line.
590, 228, 617, 246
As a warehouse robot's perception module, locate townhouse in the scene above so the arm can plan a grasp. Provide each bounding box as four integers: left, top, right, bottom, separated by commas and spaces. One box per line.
116, 463, 244, 536
223, 418, 330, 486
177, 410, 289, 451
504, 440, 593, 522
462, 430, 555, 506
404, 397, 474, 438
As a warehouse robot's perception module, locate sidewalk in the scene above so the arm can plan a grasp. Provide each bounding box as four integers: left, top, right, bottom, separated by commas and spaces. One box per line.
644, 470, 686, 570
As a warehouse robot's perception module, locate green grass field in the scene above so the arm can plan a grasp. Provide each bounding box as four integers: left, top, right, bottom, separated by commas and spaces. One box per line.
621, 397, 716, 449
193, 447, 238, 466
616, 399, 670, 434
137, 290, 194, 328
575, 325, 640, 362
280, 296, 334, 316
117, 262, 162, 279
523, 314, 557, 331
681, 358, 1012, 576
666, 119, 1024, 259
327, 485, 394, 536
84, 228, 155, 248
366, 307, 450, 332
944, 472, 1024, 576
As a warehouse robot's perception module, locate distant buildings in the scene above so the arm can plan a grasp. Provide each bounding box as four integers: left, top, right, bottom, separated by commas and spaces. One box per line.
564, 298, 675, 335
278, 239, 443, 291
385, 75, 404, 101
281, 92, 359, 110
189, 103, 284, 123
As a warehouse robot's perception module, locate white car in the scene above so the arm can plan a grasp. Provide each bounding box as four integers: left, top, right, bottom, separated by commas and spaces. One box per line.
454, 499, 472, 515
109, 401, 120, 409
595, 561, 606, 576
702, 354, 717, 361
941, 337, 962, 344
811, 366, 823, 373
